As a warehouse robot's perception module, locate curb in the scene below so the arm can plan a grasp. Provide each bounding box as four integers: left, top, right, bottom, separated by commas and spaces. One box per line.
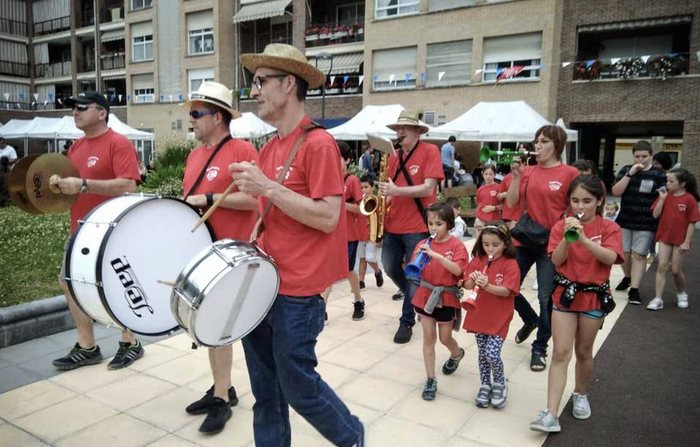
0, 295, 75, 348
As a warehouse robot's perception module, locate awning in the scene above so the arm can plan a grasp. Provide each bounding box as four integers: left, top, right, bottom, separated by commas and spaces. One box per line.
233, 0, 292, 24
102, 74, 125, 81
101, 29, 125, 43
310, 52, 364, 76
578, 15, 691, 33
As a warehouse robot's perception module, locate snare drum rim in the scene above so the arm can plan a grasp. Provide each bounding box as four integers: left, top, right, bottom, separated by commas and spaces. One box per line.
80, 195, 214, 336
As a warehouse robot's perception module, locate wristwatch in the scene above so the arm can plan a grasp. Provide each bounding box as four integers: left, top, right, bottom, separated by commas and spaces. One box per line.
80, 179, 89, 194
625, 172, 633, 178
205, 192, 214, 207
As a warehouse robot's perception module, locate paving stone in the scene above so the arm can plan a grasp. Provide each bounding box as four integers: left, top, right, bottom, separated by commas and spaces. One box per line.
54, 413, 166, 447
0, 380, 77, 421
0, 337, 65, 365
0, 365, 45, 394
0, 423, 50, 446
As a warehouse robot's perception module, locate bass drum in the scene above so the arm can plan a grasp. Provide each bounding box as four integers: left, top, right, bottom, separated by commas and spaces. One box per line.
65, 194, 214, 336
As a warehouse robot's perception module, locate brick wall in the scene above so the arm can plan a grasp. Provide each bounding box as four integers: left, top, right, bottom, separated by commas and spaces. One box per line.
239, 95, 363, 122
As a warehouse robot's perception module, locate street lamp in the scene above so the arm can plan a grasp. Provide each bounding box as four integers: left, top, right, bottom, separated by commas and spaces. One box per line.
313, 52, 333, 120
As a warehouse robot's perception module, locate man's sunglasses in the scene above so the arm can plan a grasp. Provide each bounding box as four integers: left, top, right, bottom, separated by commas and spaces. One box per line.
73, 104, 104, 112
252, 74, 289, 91
189, 109, 217, 119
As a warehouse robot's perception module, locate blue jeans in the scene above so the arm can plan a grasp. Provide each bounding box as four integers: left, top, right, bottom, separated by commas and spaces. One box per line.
513, 247, 556, 355
242, 294, 362, 447
382, 231, 429, 327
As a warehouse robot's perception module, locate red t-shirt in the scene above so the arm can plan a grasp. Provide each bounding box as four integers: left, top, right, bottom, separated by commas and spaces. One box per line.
462, 256, 520, 339
500, 173, 523, 221
257, 117, 347, 296
343, 173, 362, 242
182, 139, 258, 241
357, 203, 370, 242
476, 182, 501, 222
411, 236, 469, 310
548, 216, 624, 312
386, 141, 444, 234
519, 164, 580, 229
652, 192, 700, 246
67, 129, 141, 233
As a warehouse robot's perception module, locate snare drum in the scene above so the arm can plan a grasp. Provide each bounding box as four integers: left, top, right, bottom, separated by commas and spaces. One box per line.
65, 194, 214, 336
171, 239, 280, 347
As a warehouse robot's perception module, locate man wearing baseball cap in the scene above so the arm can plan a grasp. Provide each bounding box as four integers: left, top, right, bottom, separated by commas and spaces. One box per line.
50, 91, 143, 370
230, 44, 365, 446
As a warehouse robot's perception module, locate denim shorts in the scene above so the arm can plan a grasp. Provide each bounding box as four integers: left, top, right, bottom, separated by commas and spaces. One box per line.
621, 228, 655, 256
553, 304, 605, 320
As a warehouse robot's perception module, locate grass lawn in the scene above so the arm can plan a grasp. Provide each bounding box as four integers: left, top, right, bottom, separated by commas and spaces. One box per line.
0, 206, 70, 308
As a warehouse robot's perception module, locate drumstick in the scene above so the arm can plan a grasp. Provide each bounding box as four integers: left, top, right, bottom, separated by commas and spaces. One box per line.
191, 181, 237, 233
157, 279, 176, 287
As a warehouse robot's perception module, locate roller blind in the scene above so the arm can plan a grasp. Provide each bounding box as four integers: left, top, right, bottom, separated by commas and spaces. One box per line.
483, 32, 542, 63
32, 0, 69, 23
187, 10, 213, 31
1, 40, 28, 63
132, 73, 154, 90
131, 21, 153, 38
426, 40, 472, 86
372, 47, 417, 82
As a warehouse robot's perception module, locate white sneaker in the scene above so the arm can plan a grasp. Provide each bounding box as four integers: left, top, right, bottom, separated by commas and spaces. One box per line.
530, 409, 561, 433
646, 297, 663, 311
677, 292, 689, 309
572, 392, 591, 420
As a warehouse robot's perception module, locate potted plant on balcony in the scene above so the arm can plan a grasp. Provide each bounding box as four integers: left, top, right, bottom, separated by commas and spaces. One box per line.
306, 26, 319, 41
319, 26, 332, 39
333, 24, 349, 39
353, 22, 364, 35
326, 78, 341, 94
239, 87, 251, 100
343, 77, 359, 94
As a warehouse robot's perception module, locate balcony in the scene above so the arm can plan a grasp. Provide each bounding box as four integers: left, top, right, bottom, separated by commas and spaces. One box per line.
0, 17, 28, 37
34, 16, 70, 36
0, 60, 30, 77
35, 61, 72, 78
305, 21, 364, 48
80, 58, 96, 73
101, 6, 125, 24
80, 10, 95, 28
574, 53, 690, 82
101, 52, 126, 70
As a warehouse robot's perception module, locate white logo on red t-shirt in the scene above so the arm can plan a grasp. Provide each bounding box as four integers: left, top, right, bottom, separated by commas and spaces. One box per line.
206, 166, 219, 181
444, 250, 454, 260
87, 156, 99, 168
678, 204, 687, 212
275, 165, 293, 181
549, 181, 563, 191
590, 235, 603, 246
409, 165, 420, 176
494, 273, 504, 285
490, 190, 498, 197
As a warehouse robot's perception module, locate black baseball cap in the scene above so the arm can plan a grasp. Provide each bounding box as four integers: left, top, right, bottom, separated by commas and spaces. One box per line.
65, 91, 110, 114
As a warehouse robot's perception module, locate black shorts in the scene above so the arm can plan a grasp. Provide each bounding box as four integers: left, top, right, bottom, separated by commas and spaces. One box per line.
443, 164, 455, 178
348, 241, 359, 271
415, 305, 457, 323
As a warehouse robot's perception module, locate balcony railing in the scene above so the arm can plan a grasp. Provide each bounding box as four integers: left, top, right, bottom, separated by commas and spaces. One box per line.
101, 52, 125, 70
574, 52, 690, 81
35, 61, 72, 78
305, 21, 364, 48
34, 16, 70, 36
80, 10, 95, 28
0, 60, 30, 77
0, 17, 28, 37
80, 58, 95, 73
0, 101, 32, 110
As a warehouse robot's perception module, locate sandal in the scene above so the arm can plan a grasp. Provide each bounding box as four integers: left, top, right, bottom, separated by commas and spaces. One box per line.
530, 353, 547, 371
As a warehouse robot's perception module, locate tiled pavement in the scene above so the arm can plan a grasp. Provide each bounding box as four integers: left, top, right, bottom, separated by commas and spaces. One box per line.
0, 239, 629, 447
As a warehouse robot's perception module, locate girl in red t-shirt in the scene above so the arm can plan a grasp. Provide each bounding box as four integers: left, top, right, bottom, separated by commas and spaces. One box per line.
649, 168, 700, 310
475, 164, 502, 236
463, 221, 520, 409
409, 203, 469, 401
530, 175, 624, 434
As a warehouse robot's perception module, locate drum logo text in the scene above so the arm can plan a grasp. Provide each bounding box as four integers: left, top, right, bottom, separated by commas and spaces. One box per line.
110, 257, 155, 318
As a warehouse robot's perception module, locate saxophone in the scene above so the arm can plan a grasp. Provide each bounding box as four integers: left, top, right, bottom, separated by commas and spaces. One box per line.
359, 137, 401, 243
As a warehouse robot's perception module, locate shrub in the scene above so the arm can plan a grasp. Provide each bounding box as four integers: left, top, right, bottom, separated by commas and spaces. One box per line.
140, 140, 193, 197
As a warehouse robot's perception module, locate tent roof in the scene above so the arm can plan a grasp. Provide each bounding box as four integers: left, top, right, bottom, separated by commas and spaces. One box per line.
0, 115, 154, 140
428, 101, 578, 142
327, 104, 406, 141
230, 112, 276, 139
0, 119, 34, 139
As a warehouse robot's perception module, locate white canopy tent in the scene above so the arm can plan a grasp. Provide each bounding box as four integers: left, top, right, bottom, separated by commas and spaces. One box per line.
187, 112, 277, 141
328, 104, 409, 141
0, 119, 35, 139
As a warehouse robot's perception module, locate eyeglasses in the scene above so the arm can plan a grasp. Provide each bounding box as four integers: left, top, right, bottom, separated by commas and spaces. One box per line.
73, 104, 103, 112
189, 109, 217, 119
252, 74, 289, 91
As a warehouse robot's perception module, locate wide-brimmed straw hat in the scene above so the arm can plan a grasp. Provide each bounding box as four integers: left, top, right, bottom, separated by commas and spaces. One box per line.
182, 81, 241, 119
240, 44, 326, 89
387, 110, 430, 134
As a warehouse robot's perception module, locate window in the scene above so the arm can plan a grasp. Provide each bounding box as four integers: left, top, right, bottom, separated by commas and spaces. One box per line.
426, 40, 472, 87
131, 22, 153, 62
372, 47, 417, 90
132, 73, 155, 103
188, 67, 215, 93
375, 0, 419, 19
187, 10, 214, 55
337, 2, 365, 25
131, 0, 152, 11
482, 33, 542, 82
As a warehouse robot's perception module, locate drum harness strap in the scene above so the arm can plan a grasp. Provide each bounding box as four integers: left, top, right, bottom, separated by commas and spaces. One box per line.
184, 135, 233, 201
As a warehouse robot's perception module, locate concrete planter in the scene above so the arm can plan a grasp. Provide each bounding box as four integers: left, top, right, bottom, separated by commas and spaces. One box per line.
0, 295, 74, 348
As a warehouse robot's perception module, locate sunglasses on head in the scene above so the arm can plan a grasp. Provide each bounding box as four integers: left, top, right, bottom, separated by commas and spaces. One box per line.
189, 109, 217, 119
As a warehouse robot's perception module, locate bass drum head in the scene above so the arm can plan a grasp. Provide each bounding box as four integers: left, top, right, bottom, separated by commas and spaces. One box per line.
98, 197, 213, 336
194, 258, 279, 347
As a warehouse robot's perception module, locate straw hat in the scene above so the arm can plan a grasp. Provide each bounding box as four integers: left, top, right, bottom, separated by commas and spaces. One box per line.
387, 110, 430, 134
182, 81, 241, 119
240, 44, 326, 89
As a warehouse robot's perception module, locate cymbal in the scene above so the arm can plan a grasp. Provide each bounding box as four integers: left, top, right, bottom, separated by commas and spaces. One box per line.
9, 154, 79, 214
9, 155, 41, 214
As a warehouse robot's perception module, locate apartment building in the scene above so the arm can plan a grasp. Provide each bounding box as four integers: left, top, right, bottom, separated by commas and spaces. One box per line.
556, 0, 700, 185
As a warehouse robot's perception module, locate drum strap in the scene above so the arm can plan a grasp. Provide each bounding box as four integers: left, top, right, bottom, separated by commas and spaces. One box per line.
250, 122, 323, 241
184, 135, 233, 200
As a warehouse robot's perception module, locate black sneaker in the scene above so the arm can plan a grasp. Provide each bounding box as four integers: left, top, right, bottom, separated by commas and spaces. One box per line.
352, 300, 365, 321
392, 290, 404, 301
186, 385, 239, 415
615, 277, 631, 291
199, 397, 232, 434
108, 340, 144, 370
628, 288, 642, 305
375, 271, 384, 287
52, 343, 103, 370
515, 323, 538, 344
422, 378, 437, 401
442, 348, 465, 375
393, 323, 412, 344
359, 281, 366, 290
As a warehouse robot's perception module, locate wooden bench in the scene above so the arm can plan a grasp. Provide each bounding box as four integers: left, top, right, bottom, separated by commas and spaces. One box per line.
442, 184, 477, 219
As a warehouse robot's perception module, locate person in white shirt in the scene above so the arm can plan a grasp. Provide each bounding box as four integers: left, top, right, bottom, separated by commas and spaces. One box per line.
0, 138, 18, 169
446, 196, 467, 239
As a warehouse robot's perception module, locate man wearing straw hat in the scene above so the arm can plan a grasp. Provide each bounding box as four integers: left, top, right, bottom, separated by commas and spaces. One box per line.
180, 81, 259, 434
380, 111, 444, 344
229, 44, 365, 446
